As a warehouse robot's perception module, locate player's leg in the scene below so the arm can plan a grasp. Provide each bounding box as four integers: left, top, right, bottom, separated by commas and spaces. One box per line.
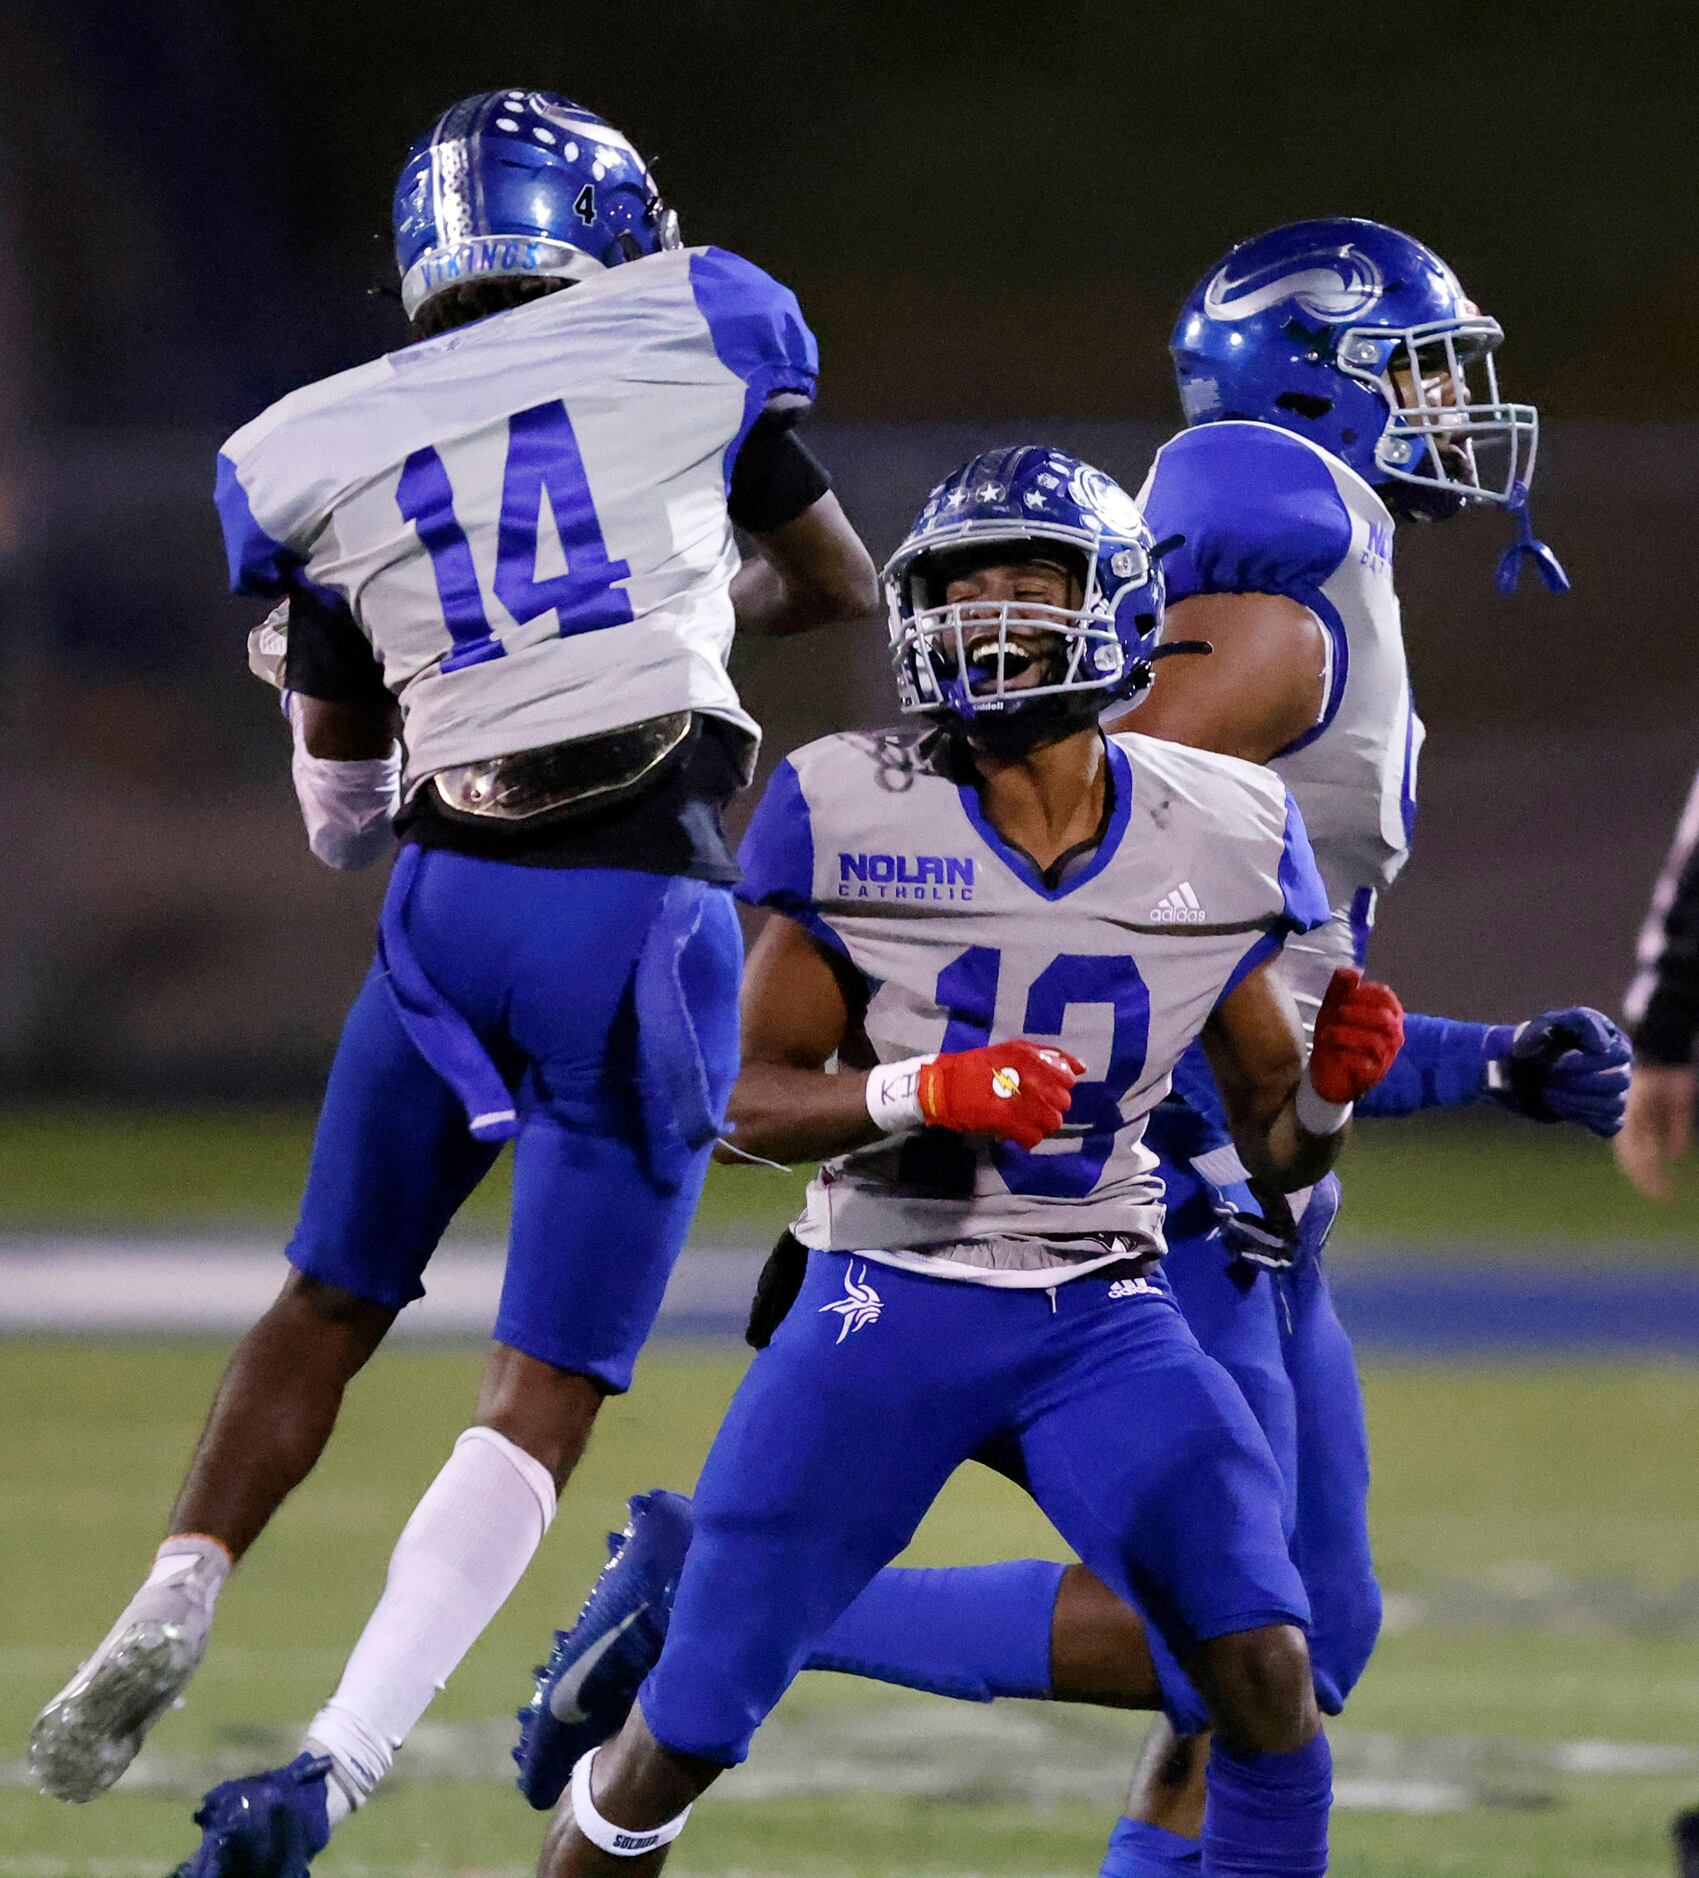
168, 862, 742, 1872
804, 1555, 1155, 1705
1280, 1225, 1381, 1711
278, 864, 743, 1839
30, 963, 495, 1804
1106, 1176, 1304, 1871
301, 1109, 716, 1824
537, 1255, 1018, 1875
1017, 1276, 1330, 1878
1109, 1180, 1374, 1870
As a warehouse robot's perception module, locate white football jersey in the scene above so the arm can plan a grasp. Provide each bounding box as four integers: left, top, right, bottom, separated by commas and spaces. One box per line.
736, 728, 1331, 1283
1139, 419, 1422, 1034
215, 248, 818, 792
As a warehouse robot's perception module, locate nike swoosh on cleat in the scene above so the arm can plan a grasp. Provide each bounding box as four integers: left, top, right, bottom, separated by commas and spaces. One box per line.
546, 1606, 648, 1726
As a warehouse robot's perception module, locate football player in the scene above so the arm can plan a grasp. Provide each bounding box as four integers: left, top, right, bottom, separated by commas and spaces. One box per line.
516, 221, 1630, 1875
529, 446, 1405, 1877
28, 88, 876, 1876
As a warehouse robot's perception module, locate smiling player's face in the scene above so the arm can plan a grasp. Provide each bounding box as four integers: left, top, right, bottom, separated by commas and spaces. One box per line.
942, 556, 1078, 694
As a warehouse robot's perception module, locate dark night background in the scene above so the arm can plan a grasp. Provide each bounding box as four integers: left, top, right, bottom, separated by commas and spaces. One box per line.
2, 0, 1696, 1095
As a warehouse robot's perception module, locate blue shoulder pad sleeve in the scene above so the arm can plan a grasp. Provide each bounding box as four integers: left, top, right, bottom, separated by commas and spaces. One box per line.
735, 758, 849, 959
690, 249, 822, 499
1276, 791, 1332, 934
690, 249, 819, 492
214, 451, 296, 597
1144, 423, 1354, 607
688, 248, 819, 400
1215, 791, 1331, 1010
736, 758, 814, 912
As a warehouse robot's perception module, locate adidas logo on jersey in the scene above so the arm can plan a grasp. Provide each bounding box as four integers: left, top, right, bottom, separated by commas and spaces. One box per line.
1148, 882, 1207, 924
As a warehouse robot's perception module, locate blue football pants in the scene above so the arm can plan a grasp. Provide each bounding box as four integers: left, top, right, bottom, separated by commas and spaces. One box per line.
639, 1252, 1309, 1764
288, 851, 742, 1392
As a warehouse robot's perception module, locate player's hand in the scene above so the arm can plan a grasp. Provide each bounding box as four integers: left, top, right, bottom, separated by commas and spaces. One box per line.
1614, 1062, 1692, 1202
919, 1040, 1085, 1151
1309, 968, 1405, 1104
1486, 1007, 1631, 1138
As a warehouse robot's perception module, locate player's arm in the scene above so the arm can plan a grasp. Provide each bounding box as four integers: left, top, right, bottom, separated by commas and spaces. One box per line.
279, 592, 402, 870
1105, 590, 1328, 762
1617, 767, 1699, 1196
726, 414, 878, 637
719, 913, 874, 1161
1358, 1006, 1629, 1137
1203, 961, 1403, 1191
720, 913, 1083, 1164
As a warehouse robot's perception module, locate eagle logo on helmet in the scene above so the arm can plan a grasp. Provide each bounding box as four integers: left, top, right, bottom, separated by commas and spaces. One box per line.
1202, 247, 1384, 324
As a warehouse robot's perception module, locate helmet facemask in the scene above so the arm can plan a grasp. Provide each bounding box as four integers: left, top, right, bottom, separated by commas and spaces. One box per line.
891, 530, 1149, 728
1337, 316, 1538, 511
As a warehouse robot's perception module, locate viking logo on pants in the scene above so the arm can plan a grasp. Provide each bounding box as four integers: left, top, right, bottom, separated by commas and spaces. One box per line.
818, 1264, 883, 1343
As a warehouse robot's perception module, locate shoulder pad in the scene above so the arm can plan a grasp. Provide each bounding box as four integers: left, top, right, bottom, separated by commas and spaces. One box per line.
1141, 422, 1356, 607
687, 248, 819, 408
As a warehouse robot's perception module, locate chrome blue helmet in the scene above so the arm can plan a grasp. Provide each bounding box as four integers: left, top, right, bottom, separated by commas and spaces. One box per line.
886, 446, 1165, 737
1173, 217, 1565, 592
393, 91, 680, 323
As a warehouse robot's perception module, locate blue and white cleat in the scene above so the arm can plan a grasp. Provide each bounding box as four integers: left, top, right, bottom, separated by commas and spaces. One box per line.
514, 1489, 693, 1810
171, 1753, 332, 1877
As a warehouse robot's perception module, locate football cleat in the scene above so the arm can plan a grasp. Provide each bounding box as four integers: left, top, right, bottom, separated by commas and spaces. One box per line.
31, 1558, 220, 1802
170, 1753, 333, 1878
514, 1489, 693, 1810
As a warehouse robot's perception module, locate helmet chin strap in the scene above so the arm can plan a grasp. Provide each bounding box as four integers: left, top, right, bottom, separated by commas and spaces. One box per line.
1495, 481, 1570, 596
963, 696, 1100, 759
962, 642, 1213, 756
1123, 637, 1213, 693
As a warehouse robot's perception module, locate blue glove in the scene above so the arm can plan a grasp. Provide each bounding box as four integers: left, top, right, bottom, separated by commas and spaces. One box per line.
1485, 1007, 1631, 1137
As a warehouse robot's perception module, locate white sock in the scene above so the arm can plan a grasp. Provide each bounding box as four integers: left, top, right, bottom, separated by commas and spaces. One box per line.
303, 1426, 556, 1822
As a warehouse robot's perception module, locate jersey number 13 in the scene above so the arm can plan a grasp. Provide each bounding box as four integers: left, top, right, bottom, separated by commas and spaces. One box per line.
909, 945, 1151, 1200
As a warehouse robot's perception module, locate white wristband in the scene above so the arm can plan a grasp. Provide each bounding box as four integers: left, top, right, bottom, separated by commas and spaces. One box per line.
1296, 1071, 1353, 1137
288, 694, 401, 871
865, 1055, 935, 1134
569, 1749, 692, 1858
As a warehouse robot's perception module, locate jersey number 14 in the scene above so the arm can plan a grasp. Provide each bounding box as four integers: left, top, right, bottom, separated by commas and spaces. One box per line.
395, 399, 634, 674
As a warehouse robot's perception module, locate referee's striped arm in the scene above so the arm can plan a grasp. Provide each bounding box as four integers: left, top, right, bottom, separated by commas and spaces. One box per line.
1625, 763, 1699, 1065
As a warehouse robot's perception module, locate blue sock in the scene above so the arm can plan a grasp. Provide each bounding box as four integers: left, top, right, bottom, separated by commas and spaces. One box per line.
1201, 1733, 1331, 1877
1100, 1815, 1203, 1875
804, 1560, 1063, 1701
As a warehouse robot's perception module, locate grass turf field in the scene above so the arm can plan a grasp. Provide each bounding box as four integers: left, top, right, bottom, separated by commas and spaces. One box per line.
5, 1102, 1699, 1251
1, 1344, 1696, 1877
2, 1109, 1696, 1874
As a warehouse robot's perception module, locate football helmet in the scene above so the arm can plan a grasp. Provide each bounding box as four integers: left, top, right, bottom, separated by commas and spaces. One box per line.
886, 445, 1166, 740
393, 91, 680, 323
1172, 217, 1565, 591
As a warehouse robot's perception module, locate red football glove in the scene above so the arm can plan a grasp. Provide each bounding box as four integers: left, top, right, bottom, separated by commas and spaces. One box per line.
1309, 967, 1405, 1104
918, 1040, 1085, 1151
